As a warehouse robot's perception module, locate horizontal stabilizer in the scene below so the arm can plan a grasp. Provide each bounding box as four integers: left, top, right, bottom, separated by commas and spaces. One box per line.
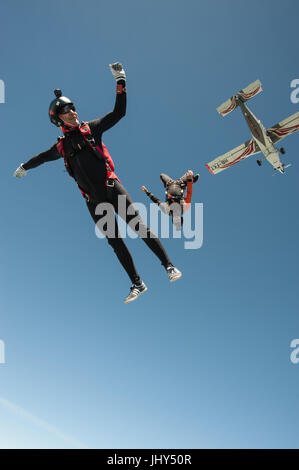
237, 79, 262, 102
206, 138, 260, 175
217, 97, 237, 117
217, 79, 262, 117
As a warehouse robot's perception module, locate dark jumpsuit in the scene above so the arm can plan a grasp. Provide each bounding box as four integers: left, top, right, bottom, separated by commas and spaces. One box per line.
22, 80, 173, 284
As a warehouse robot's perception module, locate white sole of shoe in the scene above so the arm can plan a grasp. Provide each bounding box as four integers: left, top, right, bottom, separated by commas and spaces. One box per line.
124, 286, 148, 304
169, 272, 182, 282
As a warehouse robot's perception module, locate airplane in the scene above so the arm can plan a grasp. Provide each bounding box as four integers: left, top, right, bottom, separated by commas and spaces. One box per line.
206, 80, 299, 175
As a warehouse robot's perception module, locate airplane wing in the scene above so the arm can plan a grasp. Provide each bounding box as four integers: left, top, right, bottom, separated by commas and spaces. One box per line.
267, 111, 299, 144
206, 138, 261, 175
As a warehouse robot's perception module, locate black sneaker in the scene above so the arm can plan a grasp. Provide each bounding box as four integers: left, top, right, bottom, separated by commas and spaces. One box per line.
124, 281, 148, 304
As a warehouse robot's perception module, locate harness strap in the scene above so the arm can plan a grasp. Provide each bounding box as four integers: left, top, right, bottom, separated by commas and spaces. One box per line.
57, 136, 93, 202
79, 122, 116, 179
57, 123, 119, 202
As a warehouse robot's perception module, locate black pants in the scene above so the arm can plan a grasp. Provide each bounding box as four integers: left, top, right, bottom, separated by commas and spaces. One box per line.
86, 180, 173, 284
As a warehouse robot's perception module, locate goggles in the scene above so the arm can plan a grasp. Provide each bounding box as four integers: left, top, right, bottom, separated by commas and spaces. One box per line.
59, 104, 76, 114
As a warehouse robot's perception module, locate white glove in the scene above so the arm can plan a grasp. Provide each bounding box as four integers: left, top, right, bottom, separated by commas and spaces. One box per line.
109, 62, 126, 81
186, 170, 194, 181
14, 163, 27, 178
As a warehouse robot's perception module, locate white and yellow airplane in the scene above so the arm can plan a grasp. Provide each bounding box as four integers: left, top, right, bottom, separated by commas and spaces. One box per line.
206, 80, 299, 175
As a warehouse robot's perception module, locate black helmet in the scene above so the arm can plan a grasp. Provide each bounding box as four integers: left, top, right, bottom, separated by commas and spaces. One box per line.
48, 89, 74, 127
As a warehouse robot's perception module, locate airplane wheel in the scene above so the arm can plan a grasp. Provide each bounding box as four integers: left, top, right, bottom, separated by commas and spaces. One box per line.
280, 147, 286, 154
257, 160, 262, 166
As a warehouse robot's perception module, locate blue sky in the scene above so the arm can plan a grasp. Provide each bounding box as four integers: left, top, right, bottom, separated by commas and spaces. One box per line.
0, 0, 299, 449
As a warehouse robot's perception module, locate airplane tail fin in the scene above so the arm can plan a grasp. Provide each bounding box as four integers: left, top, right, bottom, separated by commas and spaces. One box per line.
217, 79, 262, 117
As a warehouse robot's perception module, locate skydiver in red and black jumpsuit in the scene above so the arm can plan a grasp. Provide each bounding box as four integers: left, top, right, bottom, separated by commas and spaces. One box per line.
14, 63, 182, 303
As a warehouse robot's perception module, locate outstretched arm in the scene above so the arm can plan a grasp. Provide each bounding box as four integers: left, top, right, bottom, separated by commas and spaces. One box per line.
142, 186, 170, 215
14, 144, 61, 177
142, 185, 162, 205
89, 62, 127, 135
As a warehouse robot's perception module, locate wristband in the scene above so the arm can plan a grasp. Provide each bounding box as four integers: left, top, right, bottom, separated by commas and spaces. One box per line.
116, 83, 126, 94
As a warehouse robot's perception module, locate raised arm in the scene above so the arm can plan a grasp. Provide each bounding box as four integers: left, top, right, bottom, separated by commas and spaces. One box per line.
89, 62, 127, 135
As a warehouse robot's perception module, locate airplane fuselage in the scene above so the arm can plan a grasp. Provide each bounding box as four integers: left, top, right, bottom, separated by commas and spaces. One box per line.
237, 99, 284, 173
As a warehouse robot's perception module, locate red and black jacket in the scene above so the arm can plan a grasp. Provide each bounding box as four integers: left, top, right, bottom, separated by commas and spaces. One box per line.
22, 80, 126, 202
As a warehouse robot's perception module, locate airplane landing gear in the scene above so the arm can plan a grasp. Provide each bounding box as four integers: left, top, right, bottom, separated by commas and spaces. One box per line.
257, 160, 262, 166
279, 147, 286, 154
